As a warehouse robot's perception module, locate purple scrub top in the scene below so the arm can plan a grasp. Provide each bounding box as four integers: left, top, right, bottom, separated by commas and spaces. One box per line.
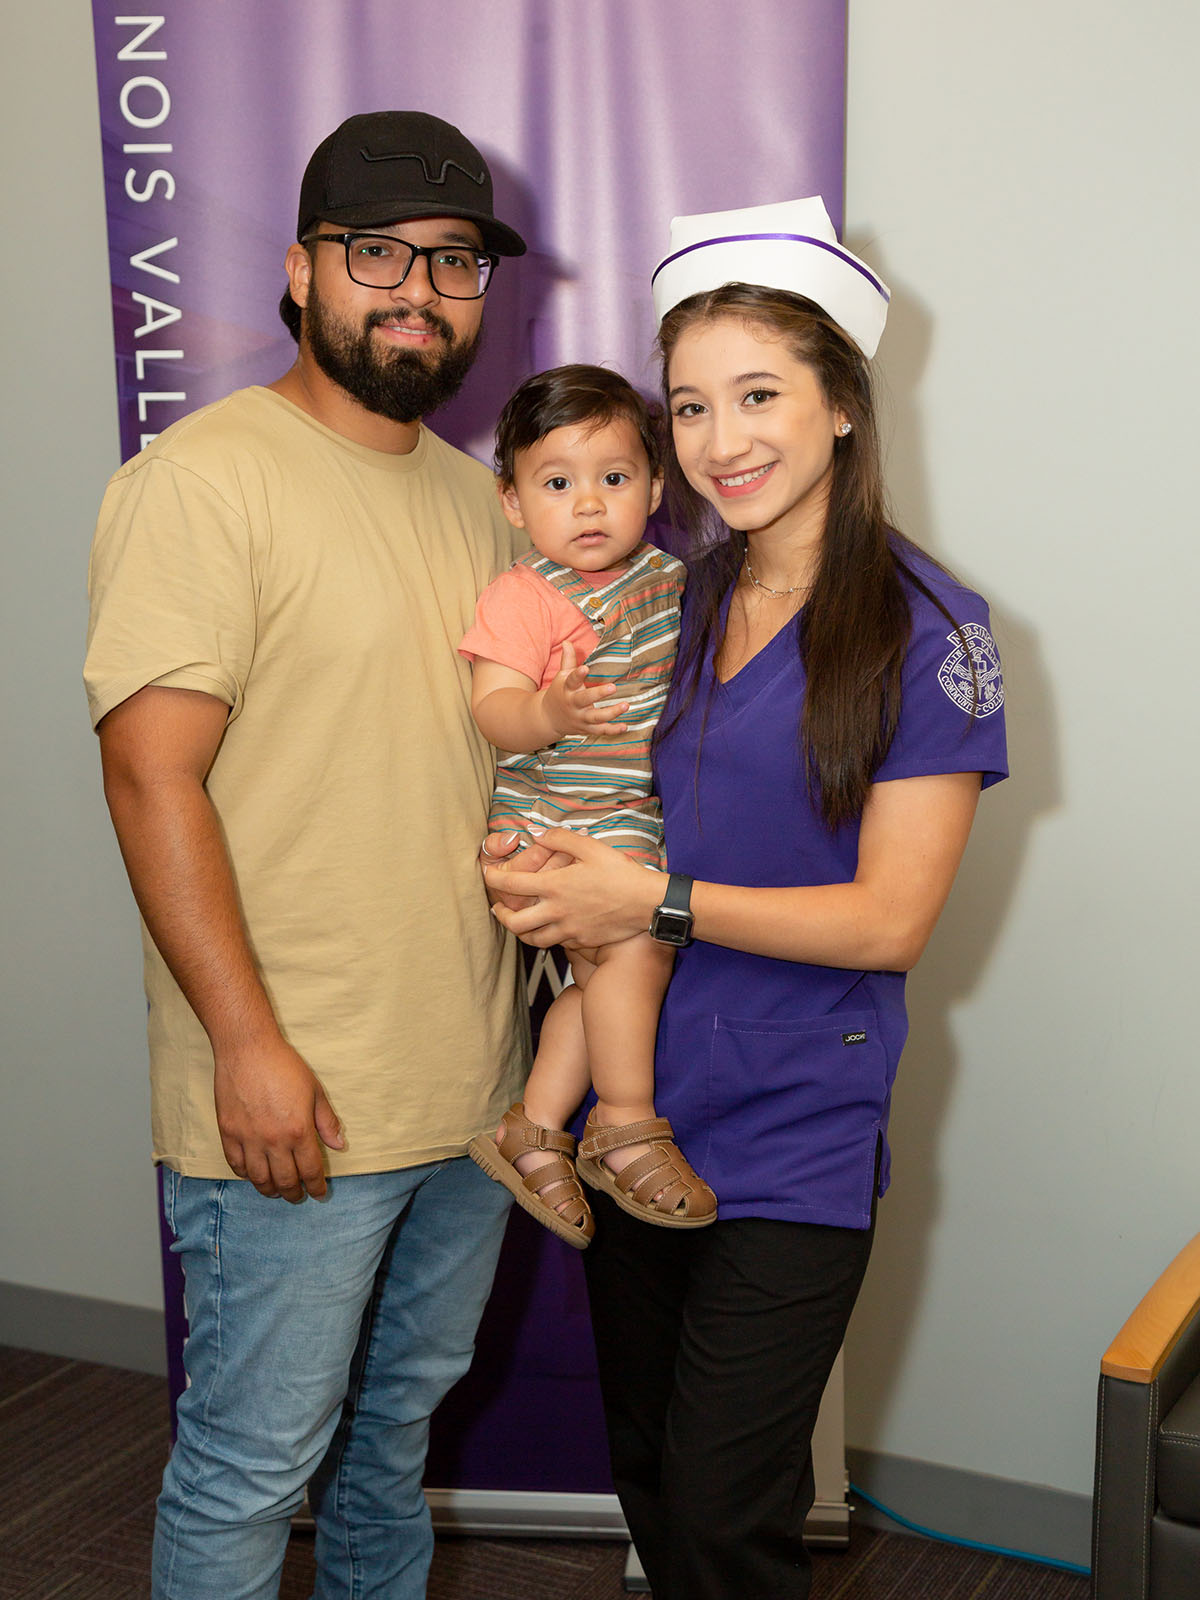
652, 553, 1008, 1229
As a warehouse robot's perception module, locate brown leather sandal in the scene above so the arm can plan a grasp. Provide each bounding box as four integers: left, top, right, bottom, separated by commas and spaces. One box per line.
576, 1111, 717, 1228
468, 1103, 595, 1250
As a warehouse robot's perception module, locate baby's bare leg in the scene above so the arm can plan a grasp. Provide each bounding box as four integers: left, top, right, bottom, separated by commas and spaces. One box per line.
495, 952, 596, 1214
521, 966, 592, 1132
575, 937, 716, 1222
582, 933, 675, 1143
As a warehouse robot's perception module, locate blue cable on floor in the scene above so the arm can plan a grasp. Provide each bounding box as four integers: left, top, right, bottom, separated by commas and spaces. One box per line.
848, 1482, 1091, 1577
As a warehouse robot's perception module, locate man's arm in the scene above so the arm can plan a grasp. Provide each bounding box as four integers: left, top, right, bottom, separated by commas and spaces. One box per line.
98, 684, 344, 1201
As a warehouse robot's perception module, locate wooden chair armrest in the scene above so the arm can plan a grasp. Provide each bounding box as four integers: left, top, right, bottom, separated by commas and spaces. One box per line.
1101, 1232, 1200, 1382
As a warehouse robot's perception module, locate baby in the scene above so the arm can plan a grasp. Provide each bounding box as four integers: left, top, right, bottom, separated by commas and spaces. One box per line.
461, 364, 717, 1247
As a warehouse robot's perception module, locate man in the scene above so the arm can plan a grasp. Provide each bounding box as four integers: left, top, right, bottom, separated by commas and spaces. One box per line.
84, 111, 530, 1600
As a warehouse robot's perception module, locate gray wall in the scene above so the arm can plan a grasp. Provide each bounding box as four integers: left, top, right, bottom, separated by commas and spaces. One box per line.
3, 0, 1196, 1524
2, 3, 157, 1311
842, 0, 1200, 1500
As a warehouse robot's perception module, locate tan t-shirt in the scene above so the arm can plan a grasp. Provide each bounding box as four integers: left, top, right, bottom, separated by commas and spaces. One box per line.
85, 386, 530, 1177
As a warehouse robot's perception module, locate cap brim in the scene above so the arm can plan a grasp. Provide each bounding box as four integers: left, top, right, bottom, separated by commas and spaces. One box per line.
306, 200, 526, 256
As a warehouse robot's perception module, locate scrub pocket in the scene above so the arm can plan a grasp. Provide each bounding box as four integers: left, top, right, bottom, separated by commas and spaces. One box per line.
704, 1009, 887, 1226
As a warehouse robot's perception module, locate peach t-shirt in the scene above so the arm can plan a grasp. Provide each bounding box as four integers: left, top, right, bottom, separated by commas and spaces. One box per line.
459, 560, 605, 685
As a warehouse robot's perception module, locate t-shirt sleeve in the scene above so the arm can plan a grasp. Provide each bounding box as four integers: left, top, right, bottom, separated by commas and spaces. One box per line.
458, 567, 557, 683
873, 586, 1008, 789
84, 457, 256, 729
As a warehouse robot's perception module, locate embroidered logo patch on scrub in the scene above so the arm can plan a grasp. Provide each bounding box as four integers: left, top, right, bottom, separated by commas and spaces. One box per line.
938, 624, 1004, 717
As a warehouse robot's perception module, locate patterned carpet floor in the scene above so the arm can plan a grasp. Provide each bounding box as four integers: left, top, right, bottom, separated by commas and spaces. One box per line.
0, 1344, 1088, 1598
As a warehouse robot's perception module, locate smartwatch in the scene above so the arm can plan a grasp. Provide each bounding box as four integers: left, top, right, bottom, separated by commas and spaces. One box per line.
649, 872, 695, 947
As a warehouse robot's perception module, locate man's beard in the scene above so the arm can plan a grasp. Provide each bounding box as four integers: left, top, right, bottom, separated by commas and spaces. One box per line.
303, 285, 481, 424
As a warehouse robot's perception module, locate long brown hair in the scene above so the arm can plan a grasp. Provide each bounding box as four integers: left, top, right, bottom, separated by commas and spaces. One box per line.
657, 283, 963, 830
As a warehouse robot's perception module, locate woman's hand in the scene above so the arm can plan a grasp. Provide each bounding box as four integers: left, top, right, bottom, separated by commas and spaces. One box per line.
478, 830, 573, 911
479, 831, 545, 911
484, 828, 662, 948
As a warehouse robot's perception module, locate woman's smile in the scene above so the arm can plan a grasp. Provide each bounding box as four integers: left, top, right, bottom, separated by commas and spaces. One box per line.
712, 461, 777, 496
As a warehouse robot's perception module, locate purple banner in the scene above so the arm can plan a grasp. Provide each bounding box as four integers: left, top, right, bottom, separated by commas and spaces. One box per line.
93, 0, 847, 1495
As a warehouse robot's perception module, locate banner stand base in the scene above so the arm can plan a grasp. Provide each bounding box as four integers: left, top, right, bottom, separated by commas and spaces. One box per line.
423, 1486, 851, 1546
425, 1488, 628, 1538
623, 1543, 650, 1591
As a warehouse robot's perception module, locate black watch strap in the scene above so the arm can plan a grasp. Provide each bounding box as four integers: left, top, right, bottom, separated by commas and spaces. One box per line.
649, 872, 695, 947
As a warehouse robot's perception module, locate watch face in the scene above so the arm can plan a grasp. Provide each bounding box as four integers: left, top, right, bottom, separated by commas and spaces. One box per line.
651, 907, 693, 947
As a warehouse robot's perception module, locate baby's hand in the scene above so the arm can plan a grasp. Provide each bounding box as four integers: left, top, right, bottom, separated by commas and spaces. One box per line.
540, 641, 629, 740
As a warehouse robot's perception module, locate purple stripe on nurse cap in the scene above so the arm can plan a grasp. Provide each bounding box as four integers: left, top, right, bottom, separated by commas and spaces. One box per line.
652, 233, 890, 299
651, 198, 891, 358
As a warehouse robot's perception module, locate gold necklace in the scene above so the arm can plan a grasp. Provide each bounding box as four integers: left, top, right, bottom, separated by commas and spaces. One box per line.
743, 551, 812, 598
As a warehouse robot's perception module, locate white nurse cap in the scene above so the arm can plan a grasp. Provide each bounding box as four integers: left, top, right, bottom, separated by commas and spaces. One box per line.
650, 197, 890, 359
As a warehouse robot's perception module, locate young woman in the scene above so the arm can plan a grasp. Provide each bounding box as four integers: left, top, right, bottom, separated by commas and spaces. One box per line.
485, 198, 1008, 1599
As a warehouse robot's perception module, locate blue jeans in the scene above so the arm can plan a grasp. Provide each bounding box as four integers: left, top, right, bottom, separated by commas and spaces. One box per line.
152, 1158, 511, 1600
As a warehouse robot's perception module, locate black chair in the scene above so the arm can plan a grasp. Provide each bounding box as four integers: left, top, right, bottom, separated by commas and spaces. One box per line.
1091, 1232, 1200, 1598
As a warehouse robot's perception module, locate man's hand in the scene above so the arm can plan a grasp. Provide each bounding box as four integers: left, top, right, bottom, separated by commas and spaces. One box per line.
540, 641, 629, 739
214, 1034, 345, 1202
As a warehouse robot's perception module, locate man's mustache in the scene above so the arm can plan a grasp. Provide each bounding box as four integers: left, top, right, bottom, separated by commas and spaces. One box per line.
365, 307, 456, 342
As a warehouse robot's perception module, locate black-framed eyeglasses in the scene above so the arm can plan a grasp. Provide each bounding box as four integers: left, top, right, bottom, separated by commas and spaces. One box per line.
302, 232, 499, 300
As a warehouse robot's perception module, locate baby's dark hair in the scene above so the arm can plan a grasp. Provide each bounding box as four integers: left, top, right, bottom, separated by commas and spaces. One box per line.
494, 363, 663, 486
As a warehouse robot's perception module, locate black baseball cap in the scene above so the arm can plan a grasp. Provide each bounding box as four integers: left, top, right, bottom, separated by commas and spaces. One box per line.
297, 111, 526, 257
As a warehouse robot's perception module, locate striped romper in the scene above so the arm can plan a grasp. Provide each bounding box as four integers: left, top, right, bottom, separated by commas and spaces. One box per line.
484, 543, 685, 867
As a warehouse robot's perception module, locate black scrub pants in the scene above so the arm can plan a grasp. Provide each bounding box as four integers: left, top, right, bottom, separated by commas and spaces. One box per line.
583, 1187, 877, 1600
